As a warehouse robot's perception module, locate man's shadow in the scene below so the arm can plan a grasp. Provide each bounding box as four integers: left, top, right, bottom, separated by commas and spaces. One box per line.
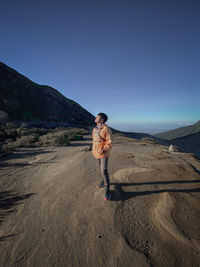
109, 179, 200, 201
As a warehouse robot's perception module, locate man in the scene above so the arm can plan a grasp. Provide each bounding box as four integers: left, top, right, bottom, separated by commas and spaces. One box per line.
92, 112, 113, 200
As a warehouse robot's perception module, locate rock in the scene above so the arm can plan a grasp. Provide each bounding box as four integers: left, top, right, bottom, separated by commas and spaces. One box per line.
169, 144, 174, 152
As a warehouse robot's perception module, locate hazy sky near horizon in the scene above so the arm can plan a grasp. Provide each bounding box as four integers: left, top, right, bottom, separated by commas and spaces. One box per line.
1, 0, 200, 133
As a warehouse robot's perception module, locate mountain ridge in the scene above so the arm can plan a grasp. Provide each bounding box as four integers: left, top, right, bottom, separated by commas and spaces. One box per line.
0, 62, 95, 126
155, 120, 200, 140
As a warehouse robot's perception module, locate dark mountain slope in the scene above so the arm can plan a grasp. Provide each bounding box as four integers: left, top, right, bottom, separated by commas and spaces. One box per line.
170, 131, 200, 158
155, 120, 200, 140
0, 62, 95, 126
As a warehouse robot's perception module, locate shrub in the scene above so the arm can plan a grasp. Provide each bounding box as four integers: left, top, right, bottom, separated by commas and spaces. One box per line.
29, 127, 49, 135
54, 133, 70, 146
16, 127, 30, 136
1, 142, 17, 153
5, 122, 16, 129
15, 134, 40, 147
38, 131, 70, 146
141, 137, 157, 144
0, 125, 86, 150
67, 128, 88, 135
4, 138, 14, 143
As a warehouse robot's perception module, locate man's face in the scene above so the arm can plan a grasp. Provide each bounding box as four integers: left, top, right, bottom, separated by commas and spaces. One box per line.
95, 115, 104, 124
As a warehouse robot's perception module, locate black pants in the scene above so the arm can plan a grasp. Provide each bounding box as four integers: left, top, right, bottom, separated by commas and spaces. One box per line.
97, 157, 110, 187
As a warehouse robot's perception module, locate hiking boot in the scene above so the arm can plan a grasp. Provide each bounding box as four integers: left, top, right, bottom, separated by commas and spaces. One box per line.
96, 180, 105, 188
104, 186, 111, 200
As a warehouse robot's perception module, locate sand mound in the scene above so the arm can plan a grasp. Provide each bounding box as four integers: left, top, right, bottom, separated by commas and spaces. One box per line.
151, 192, 188, 243
113, 166, 152, 180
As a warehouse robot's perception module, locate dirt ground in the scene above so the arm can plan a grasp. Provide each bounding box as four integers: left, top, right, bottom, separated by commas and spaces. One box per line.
0, 134, 200, 267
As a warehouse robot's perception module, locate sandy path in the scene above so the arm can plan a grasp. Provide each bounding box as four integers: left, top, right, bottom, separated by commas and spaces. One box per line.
0, 134, 200, 266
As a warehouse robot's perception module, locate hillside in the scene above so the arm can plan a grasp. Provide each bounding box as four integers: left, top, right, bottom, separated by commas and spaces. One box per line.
0, 62, 95, 126
1, 61, 196, 154
0, 61, 171, 148
170, 131, 200, 158
155, 120, 200, 140
0, 133, 200, 266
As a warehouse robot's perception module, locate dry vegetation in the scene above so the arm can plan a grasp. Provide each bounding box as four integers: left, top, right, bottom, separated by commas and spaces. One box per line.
0, 122, 89, 154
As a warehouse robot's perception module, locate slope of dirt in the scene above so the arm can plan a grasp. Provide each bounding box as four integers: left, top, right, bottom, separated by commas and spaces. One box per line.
0, 134, 200, 267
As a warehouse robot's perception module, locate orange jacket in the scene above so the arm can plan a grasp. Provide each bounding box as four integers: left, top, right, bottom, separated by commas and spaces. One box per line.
92, 123, 113, 159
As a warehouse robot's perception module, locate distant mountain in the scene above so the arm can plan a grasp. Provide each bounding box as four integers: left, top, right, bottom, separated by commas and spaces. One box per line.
155, 120, 200, 140
0, 62, 95, 126
109, 127, 170, 146
170, 131, 200, 158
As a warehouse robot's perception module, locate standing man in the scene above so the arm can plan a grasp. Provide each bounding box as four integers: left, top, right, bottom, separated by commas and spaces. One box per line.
92, 113, 113, 200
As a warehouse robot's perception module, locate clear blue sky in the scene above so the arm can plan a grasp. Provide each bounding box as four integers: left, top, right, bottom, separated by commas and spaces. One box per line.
1, 0, 200, 133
